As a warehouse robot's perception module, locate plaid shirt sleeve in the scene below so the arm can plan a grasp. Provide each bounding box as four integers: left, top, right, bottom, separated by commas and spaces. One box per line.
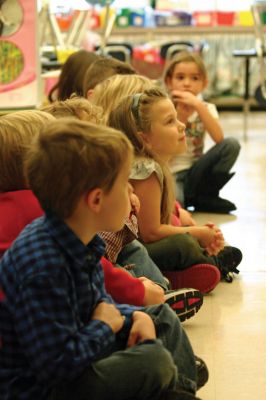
14, 266, 116, 385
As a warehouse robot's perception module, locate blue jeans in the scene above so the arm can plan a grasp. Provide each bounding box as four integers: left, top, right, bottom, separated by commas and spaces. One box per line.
49, 304, 197, 400
117, 240, 169, 290
174, 137, 241, 205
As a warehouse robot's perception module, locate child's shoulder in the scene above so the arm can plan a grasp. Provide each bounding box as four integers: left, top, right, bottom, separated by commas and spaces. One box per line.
0, 217, 61, 282
131, 157, 162, 181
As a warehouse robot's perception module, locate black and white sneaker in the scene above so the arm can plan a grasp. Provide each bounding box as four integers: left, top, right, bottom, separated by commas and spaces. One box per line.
164, 288, 203, 322
215, 246, 242, 282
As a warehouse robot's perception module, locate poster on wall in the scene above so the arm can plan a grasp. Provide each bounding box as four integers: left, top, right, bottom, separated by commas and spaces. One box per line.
0, 0, 39, 109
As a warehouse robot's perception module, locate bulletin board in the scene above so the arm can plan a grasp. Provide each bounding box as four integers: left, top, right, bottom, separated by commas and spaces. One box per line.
0, 0, 39, 109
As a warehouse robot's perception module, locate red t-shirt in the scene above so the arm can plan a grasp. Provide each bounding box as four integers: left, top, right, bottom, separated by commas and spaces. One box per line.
0, 190, 43, 257
0, 190, 145, 305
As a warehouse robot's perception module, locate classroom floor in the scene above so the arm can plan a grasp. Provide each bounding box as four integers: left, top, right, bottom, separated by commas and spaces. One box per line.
183, 111, 266, 399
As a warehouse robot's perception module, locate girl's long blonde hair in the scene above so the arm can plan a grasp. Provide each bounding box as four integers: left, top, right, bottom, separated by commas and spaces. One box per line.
90, 74, 154, 124
109, 87, 175, 224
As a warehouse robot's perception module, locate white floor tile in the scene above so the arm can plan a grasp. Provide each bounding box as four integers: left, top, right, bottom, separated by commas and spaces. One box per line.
183, 112, 266, 399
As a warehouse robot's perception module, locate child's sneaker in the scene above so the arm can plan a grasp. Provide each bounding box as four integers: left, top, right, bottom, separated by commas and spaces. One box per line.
165, 288, 203, 322
163, 264, 221, 294
215, 246, 242, 283
195, 355, 209, 389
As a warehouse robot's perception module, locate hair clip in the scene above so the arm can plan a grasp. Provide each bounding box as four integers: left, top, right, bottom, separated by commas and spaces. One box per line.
131, 93, 143, 122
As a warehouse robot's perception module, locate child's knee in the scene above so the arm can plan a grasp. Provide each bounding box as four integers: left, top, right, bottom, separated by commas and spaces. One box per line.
140, 340, 177, 386
223, 137, 241, 158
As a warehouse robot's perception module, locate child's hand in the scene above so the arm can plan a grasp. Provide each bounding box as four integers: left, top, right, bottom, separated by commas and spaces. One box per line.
196, 225, 218, 248
92, 302, 125, 333
171, 90, 200, 108
127, 311, 156, 347
130, 192, 140, 214
139, 277, 165, 305
203, 223, 225, 255
179, 208, 196, 226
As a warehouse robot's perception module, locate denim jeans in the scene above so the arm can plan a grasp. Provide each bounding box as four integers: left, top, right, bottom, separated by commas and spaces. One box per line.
174, 137, 241, 205
117, 240, 169, 290
49, 304, 197, 400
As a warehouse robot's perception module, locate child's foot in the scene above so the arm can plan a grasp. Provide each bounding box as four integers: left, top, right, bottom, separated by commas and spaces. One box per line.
163, 264, 221, 294
215, 246, 242, 282
164, 288, 203, 322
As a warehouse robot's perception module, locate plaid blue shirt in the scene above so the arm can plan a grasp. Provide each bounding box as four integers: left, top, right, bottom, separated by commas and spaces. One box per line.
0, 213, 140, 400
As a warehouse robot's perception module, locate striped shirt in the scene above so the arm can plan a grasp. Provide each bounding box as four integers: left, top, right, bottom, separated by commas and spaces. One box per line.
0, 213, 139, 400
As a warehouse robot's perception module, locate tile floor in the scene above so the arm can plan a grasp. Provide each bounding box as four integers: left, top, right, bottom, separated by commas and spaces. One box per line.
183, 112, 266, 399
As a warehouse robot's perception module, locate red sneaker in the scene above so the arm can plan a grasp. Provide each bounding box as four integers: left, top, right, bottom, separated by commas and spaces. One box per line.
163, 264, 220, 294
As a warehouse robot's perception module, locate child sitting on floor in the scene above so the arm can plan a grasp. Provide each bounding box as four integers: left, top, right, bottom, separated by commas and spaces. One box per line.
163, 51, 241, 213
108, 87, 242, 283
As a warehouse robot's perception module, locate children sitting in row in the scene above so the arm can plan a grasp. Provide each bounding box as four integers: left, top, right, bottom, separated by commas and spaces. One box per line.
41, 97, 204, 319
163, 51, 241, 213
0, 118, 208, 400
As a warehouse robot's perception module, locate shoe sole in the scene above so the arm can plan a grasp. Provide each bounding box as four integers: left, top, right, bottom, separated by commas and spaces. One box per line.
165, 289, 203, 322
163, 264, 221, 294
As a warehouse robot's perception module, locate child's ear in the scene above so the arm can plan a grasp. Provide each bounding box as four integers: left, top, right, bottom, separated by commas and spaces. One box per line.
85, 188, 103, 213
86, 89, 94, 99
139, 131, 151, 147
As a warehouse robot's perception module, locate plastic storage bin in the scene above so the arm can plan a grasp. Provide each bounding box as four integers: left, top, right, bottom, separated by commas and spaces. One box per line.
130, 9, 145, 27
155, 11, 191, 27
216, 11, 235, 26
237, 11, 254, 26
115, 8, 131, 28
192, 11, 216, 27
262, 11, 266, 24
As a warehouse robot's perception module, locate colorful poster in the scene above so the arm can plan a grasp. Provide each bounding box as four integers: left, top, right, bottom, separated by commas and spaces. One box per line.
0, 0, 39, 109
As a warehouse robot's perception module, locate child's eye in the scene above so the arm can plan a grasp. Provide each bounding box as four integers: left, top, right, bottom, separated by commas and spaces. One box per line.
166, 118, 175, 124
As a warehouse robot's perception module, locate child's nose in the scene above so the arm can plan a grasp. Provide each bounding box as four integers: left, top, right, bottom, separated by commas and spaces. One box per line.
177, 120, 186, 131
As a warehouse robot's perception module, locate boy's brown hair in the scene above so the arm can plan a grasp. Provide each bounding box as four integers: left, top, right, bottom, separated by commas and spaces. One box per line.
41, 96, 103, 123
0, 110, 55, 192
48, 50, 99, 102
163, 50, 207, 84
83, 56, 136, 97
25, 118, 133, 219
